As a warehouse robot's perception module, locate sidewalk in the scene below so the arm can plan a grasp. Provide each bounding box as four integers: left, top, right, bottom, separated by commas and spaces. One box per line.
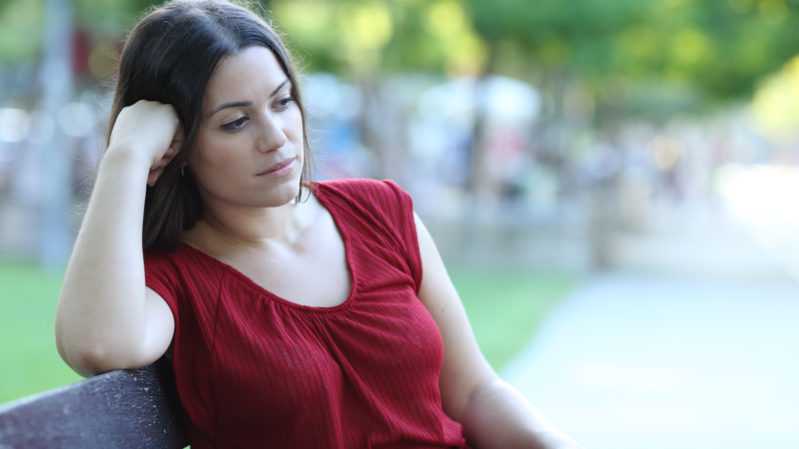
502, 205, 799, 449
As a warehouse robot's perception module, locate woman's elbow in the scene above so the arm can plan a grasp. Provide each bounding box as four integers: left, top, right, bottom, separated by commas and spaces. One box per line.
55, 329, 118, 377
55, 322, 151, 377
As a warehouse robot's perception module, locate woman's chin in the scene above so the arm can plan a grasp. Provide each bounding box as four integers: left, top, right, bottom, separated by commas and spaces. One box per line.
266, 182, 302, 207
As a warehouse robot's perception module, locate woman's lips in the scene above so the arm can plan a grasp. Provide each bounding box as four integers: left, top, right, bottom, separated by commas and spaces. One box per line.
257, 157, 296, 177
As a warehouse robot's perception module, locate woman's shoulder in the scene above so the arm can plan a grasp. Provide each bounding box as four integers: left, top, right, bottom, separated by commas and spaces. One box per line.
313, 177, 418, 248
144, 244, 218, 278
144, 246, 187, 281
313, 177, 410, 205
144, 244, 230, 300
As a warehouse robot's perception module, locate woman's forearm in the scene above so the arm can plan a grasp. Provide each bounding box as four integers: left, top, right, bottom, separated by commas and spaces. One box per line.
459, 377, 584, 449
55, 147, 153, 376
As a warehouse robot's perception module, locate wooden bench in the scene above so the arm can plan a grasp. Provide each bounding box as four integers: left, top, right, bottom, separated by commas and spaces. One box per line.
0, 361, 188, 449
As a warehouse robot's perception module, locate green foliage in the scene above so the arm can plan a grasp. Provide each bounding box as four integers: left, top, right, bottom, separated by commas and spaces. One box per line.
269, 0, 799, 116
72, 0, 158, 40
272, 0, 485, 75
635, 0, 799, 102
0, 0, 44, 63
4, 0, 799, 116
463, 0, 799, 111
0, 0, 158, 64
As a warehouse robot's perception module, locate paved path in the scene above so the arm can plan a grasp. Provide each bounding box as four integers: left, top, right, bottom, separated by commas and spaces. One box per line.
503, 271, 799, 449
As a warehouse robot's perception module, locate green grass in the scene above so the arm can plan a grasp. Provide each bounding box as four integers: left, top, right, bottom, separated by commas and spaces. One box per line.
449, 265, 574, 372
0, 260, 82, 404
0, 260, 573, 404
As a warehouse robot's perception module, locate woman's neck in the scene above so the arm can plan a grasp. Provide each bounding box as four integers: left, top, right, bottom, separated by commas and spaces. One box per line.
183, 196, 320, 255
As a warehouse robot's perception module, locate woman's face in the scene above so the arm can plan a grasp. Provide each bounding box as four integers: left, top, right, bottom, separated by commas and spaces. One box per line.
189, 46, 304, 211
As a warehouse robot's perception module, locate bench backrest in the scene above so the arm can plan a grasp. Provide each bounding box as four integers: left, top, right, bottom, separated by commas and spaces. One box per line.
0, 361, 188, 449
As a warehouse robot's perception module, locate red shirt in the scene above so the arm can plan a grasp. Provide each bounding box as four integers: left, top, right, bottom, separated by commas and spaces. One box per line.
145, 179, 469, 449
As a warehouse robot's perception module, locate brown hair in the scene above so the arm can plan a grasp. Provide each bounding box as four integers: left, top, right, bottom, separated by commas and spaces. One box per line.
108, 0, 310, 251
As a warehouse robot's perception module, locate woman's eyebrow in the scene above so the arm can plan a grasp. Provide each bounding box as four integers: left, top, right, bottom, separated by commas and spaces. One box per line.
206, 79, 291, 118
269, 79, 291, 98
206, 101, 252, 118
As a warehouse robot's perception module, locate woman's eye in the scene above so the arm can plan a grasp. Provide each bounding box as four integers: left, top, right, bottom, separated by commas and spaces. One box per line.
221, 116, 248, 131
275, 96, 296, 111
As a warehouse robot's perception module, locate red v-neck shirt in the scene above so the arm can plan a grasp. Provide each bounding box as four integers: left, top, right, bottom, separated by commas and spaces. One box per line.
144, 178, 469, 449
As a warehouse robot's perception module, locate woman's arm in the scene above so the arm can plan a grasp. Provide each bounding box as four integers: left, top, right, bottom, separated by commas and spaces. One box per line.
414, 213, 584, 449
55, 101, 180, 377
457, 377, 584, 449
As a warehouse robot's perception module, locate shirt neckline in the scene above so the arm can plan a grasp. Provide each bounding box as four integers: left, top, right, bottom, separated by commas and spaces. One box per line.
180, 181, 358, 314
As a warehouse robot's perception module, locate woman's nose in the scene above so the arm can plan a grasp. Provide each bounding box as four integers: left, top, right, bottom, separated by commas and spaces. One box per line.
256, 113, 287, 152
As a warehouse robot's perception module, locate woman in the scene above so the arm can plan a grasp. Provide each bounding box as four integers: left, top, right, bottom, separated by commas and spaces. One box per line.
55, 1, 584, 448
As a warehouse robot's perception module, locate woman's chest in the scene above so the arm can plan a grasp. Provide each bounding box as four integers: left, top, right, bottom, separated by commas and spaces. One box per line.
193, 287, 445, 440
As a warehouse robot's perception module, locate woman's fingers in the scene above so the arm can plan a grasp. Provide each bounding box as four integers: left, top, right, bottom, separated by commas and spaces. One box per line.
147, 123, 185, 186
163, 145, 179, 159
108, 100, 186, 187
147, 168, 162, 186
109, 100, 181, 167
143, 113, 185, 187
147, 147, 180, 185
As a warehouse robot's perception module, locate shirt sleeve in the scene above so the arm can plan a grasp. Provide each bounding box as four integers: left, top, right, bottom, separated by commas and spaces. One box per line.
143, 250, 182, 326
326, 178, 423, 293
379, 179, 423, 293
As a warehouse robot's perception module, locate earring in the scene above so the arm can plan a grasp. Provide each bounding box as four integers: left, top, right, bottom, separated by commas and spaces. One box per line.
180, 166, 185, 177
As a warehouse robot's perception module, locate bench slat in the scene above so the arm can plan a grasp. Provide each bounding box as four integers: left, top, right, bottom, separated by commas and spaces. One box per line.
0, 362, 188, 449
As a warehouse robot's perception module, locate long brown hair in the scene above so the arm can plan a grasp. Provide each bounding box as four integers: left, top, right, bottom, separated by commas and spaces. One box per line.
107, 0, 311, 252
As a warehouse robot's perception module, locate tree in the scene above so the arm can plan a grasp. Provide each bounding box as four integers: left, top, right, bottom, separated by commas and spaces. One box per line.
464, 0, 799, 114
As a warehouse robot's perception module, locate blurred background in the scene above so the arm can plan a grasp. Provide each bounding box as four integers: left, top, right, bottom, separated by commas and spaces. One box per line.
1, 0, 798, 447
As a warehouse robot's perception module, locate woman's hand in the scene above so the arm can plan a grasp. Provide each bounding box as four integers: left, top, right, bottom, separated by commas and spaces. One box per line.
108, 100, 184, 185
